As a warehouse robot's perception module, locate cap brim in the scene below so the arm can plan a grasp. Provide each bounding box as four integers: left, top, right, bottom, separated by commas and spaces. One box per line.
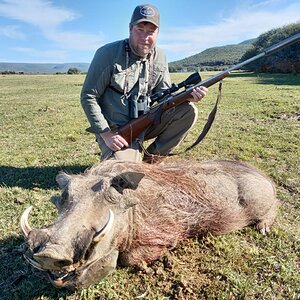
131, 19, 159, 28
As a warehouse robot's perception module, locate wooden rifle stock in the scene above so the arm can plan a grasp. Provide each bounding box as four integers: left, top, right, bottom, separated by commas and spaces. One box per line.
117, 106, 162, 142
117, 32, 300, 144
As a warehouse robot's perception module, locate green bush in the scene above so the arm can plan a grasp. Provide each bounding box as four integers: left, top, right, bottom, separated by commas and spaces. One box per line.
241, 22, 300, 73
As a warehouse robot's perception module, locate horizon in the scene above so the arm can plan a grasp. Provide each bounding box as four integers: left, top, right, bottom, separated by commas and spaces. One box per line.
0, 0, 299, 64
0, 35, 255, 65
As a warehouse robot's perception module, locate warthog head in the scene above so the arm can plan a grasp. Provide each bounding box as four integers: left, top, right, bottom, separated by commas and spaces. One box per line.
21, 161, 144, 290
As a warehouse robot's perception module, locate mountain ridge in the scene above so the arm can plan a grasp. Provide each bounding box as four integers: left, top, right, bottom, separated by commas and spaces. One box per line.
0, 62, 90, 74
0, 38, 256, 74
169, 38, 256, 72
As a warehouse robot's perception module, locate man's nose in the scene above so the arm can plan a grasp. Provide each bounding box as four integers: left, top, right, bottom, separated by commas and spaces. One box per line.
141, 32, 150, 42
141, 31, 149, 40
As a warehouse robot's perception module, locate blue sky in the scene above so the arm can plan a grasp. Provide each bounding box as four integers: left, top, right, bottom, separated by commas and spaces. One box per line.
0, 0, 299, 63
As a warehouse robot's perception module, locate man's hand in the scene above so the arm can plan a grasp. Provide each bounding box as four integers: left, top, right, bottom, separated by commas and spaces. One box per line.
100, 131, 129, 151
189, 86, 208, 103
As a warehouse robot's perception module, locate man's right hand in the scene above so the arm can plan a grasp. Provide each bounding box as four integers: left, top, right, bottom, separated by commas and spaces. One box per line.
100, 131, 129, 151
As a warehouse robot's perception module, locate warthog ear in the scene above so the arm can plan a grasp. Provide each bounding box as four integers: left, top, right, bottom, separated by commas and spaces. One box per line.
56, 172, 71, 190
111, 172, 144, 194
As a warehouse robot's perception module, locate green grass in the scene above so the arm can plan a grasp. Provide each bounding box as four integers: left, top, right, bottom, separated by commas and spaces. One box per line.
0, 72, 299, 299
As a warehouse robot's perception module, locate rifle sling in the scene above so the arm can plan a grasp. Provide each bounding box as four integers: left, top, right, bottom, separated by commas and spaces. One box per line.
169, 81, 222, 156
138, 81, 222, 160
184, 81, 222, 152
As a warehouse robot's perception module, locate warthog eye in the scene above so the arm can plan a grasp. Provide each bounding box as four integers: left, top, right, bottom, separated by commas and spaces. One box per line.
33, 245, 43, 254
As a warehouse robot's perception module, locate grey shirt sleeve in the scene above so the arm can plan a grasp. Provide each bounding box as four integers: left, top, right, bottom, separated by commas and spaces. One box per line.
80, 47, 112, 134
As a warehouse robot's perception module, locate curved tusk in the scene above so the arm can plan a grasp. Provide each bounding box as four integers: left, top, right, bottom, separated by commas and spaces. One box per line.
20, 206, 33, 238
23, 254, 46, 271
93, 209, 114, 243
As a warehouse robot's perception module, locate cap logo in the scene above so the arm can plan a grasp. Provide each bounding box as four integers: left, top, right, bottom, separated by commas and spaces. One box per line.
140, 6, 155, 17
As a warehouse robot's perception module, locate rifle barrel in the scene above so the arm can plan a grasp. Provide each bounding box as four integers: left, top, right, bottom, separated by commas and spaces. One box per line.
152, 32, 300, 109
118, 32, 300, 143
189, 32, 300, 91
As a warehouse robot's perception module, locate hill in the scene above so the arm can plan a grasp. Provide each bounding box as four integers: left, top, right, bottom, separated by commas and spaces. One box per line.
2, 22, 298, 75
169, 39, 256, 72
0, 39, 255, 74
0, 62, 90, 74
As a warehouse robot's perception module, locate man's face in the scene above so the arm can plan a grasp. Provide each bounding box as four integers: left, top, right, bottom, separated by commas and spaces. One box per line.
129, 22, 159, 57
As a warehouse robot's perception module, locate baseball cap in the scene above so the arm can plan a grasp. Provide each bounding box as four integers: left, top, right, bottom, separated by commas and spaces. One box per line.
130, 4, 160, 28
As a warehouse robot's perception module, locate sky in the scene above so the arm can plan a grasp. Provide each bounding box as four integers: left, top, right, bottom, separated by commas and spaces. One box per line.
0, 0, 299, 63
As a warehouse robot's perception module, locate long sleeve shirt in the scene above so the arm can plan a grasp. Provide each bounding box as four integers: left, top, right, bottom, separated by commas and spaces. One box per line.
80, 39, 171, 134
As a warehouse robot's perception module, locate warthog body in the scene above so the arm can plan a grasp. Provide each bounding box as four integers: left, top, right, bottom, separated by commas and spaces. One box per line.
21, 160, 278, 289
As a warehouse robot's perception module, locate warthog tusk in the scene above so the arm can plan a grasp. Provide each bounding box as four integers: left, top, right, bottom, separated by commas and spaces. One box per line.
93, 209, 114, 243
20, 206, 33, 238
23, 254, 46, 271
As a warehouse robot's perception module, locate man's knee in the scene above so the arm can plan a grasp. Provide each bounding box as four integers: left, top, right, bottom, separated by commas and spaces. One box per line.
182, 102, 198, 119
174, 102, 198, 129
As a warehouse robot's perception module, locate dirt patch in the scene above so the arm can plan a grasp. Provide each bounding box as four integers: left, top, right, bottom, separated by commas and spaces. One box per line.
128, 238, 220, 299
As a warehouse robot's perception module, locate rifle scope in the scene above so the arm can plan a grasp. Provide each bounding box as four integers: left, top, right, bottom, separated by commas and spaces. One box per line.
151, 72, 202, 103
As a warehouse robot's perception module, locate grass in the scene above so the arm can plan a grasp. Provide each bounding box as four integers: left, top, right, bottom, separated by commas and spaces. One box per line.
0, 72, 299, 300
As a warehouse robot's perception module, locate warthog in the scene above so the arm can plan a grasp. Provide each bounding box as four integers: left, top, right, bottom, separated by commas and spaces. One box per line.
21, 160, 278, 290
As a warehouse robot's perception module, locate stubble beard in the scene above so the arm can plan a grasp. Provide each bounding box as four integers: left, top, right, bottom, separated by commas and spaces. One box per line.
129, 38, 152, 58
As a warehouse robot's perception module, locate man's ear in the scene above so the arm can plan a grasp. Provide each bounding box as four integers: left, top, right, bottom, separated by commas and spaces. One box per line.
111, 172, 145, 194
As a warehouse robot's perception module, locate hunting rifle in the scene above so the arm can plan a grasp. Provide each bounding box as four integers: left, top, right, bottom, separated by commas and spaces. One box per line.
117, 32, 300, 144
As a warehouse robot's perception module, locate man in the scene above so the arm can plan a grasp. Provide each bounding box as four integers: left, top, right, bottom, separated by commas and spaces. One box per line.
81, 4, 208, 162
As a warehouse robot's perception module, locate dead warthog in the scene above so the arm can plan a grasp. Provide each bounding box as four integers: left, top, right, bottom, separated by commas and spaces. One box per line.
21, 160, 278, 290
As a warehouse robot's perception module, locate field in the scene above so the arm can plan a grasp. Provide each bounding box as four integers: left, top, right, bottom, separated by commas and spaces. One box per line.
0, 72, 299, 300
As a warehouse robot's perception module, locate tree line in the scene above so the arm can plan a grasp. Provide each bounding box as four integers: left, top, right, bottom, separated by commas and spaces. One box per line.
241, 23, 300, 73
1, 68, 82, 75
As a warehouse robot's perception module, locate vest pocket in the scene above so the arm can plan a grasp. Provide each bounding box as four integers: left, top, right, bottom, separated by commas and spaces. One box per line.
110, 63, 140, 93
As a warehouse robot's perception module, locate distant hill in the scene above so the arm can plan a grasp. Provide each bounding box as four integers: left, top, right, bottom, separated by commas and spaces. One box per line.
0, 38, 256, 74
2, 24, 297, 75
169, 38, 256, 72
0, 62, 90, 74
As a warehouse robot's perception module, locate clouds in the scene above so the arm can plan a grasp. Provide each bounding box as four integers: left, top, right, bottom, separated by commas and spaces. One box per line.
0, 0, 104, 61
12, 47, 68, 60
0, 0, 299, 63
160, 1, 300, 61
0, 0, 76, 28
45, 30, 105, 51
0, 25, 25, 39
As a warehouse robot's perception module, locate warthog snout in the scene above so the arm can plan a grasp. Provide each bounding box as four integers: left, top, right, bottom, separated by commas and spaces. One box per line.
33, 246, 73, 269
